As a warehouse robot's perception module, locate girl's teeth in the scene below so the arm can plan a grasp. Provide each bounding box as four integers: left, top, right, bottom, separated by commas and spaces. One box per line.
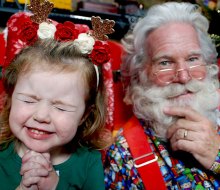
30, 129, 46, 135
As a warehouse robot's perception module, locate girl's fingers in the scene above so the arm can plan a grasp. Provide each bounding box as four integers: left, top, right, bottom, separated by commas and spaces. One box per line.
22, 151, 51, 170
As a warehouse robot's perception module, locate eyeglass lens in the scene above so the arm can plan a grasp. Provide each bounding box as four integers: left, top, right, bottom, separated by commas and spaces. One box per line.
156, 65, 206, 83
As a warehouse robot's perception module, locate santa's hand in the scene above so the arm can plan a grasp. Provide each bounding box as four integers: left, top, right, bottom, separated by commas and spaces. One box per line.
165, 106, 220, 169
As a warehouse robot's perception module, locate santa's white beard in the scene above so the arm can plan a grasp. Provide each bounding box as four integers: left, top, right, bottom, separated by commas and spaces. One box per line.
131, 78, 219, 140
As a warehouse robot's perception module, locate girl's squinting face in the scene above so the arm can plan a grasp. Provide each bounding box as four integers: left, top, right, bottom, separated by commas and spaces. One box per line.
9, 70, 86, 155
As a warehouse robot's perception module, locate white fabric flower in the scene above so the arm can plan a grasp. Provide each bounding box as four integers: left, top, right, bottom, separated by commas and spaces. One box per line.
37, 22, 56, 39
73, 33, 95, 54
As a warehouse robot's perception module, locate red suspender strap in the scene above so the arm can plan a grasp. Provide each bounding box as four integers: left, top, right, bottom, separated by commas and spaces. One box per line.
123, 116, 166, 190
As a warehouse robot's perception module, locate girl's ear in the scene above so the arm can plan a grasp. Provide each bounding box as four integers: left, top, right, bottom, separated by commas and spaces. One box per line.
79, 105, 95, 126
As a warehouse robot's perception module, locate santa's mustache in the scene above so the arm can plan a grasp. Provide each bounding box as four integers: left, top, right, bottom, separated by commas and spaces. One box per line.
141, 79, 208, 103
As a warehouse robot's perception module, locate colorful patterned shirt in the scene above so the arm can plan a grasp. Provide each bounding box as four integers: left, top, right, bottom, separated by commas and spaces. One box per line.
104, 119, 220, 190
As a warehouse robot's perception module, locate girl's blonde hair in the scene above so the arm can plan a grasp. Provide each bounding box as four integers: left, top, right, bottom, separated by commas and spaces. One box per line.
0, 39, 112, 150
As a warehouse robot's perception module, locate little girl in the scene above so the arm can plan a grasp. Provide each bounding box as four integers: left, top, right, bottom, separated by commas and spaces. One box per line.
0, 39, 112, 189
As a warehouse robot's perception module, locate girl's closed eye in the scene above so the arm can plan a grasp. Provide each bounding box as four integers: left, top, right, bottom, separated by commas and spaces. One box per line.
16, 94, 38, 104
53, 104, 77, 112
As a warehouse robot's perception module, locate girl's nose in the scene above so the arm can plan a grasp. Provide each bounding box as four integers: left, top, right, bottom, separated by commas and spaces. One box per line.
33, 101, 51, 123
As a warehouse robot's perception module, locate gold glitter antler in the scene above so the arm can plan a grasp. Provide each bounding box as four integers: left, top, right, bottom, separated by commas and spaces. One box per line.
28, 0, 54, 24
91, 16, 115, 41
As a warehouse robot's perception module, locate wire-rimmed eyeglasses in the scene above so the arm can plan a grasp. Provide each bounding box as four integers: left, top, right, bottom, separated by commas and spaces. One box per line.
153, 64, 207, 85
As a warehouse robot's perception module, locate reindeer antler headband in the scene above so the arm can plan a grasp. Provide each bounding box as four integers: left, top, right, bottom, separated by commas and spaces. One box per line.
4, 0, 115, 68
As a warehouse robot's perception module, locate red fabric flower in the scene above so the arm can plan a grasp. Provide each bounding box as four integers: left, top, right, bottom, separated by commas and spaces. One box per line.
55, 21, 79, 41
19, 21, 38, 45
89, 41, 111, 66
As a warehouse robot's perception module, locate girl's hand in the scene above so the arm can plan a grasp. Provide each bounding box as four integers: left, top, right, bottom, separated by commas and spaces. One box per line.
165, 106, 220, 169
19, 150, 58, 190
16, 184, 38, 190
